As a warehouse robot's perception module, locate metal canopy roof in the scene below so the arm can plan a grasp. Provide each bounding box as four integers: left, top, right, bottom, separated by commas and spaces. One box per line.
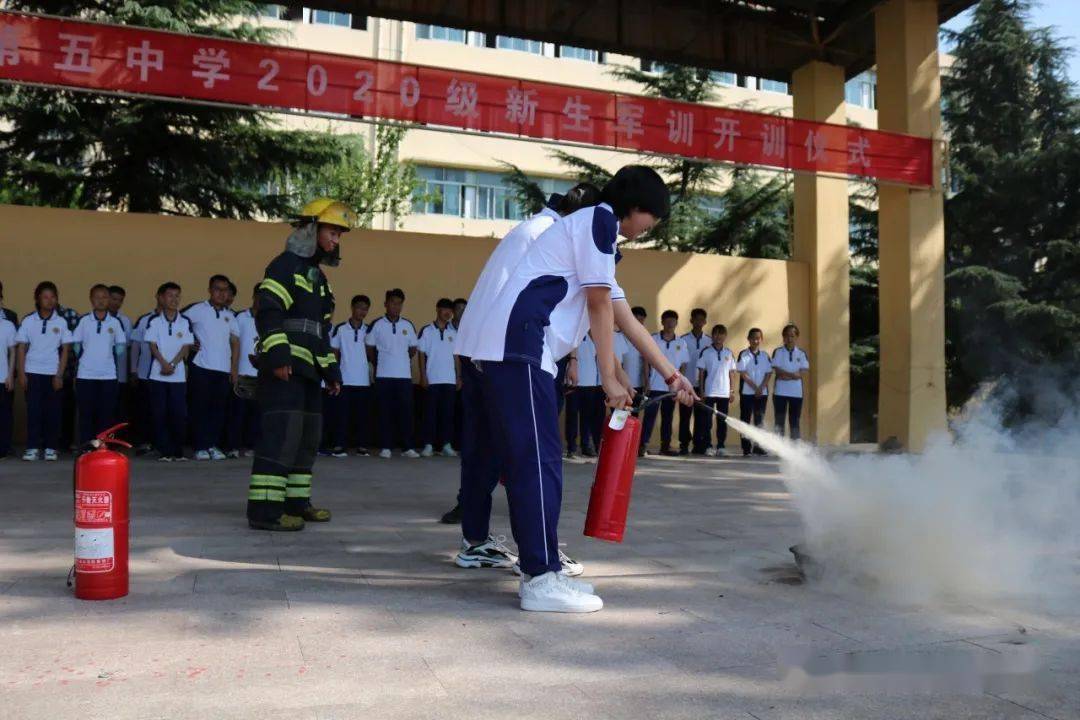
296, 0, 976, 80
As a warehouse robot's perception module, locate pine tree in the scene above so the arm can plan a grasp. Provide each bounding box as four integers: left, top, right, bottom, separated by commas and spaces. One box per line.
943, 0, 1080, 407
0, 1, 346, 219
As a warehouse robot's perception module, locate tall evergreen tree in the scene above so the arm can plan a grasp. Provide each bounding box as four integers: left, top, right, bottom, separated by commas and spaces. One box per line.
943, 0, 1080, 407
0, 1, 346, 219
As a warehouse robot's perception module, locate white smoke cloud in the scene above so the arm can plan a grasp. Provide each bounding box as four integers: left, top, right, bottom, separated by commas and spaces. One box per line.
724, 391, 1080, 607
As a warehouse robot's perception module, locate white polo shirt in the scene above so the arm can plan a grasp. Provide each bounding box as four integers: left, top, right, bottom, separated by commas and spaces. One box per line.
737, 349, 773, 396
0, 317, 16, 382
112, 312, 132, 382
614, 331, 644, 389
771, 345, 810, 398
184, 301, 238, 373
648, 332, 689, 392
72, 312, 124, 381
235, 309, 259, 378
418, 322, 458, 385
576, 333, 599, 387
331, 320, 371, 387
699, 345, 737, 398
144, 312, 194, 383
680, 331, 710, 385
455, 207, 560, 360
464, 203, 625, 377
130, 311, 159, 380
16, 310, 73, 376
366, 316, 417, 380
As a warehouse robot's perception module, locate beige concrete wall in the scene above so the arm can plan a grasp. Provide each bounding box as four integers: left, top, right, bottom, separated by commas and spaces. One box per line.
0, 204, 809, 447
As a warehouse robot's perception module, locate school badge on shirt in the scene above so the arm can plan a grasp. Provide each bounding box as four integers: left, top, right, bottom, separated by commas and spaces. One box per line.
107, 327, 115, 334
402, 329, 408, 336
52, 327, 60, 334
177, 331, 184, 338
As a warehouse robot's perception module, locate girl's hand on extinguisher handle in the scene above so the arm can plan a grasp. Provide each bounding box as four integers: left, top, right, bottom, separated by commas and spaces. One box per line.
668, 372, 699, 406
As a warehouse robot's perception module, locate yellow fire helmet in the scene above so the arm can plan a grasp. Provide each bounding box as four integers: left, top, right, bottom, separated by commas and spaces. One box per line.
298, 198, 356, 231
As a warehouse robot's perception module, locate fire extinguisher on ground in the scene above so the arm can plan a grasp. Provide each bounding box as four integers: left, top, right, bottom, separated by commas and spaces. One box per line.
70, 423, 131, 601
584, 393, 671, 543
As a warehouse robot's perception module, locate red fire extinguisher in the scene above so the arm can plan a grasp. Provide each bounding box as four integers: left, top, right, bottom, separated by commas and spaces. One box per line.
584, 394, 671, 543
72, 423, 130, 601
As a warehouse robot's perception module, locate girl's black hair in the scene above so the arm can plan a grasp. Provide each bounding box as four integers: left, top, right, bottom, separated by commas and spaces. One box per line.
557, 183, 601, 216
34, 281, 58, 309
600, 165, 670, 221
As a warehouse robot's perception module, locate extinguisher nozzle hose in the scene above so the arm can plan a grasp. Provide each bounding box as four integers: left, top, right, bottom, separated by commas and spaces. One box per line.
695, 399, 730, 421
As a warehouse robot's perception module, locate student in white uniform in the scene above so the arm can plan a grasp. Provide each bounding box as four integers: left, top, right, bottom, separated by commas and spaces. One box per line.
72, 284, 125, 444
679, 308, 710, 455
641, 309, 689, 456
16, 282, 73, 461
328, 294, 372, 457
461, 166, 697, 612
696, 324, 738, 456
737, 327, 773, 456
184, 274, 240, 461
129, 291, 164, 453
418, 298, 460, 457
0, 311, 16, 459
366, 288, 419, 458
145, 282, 194, 461
228, 285, 261, 458
107, 285, 132, 424
615, 306, 649, 393
565, 331, 602, 457
771, 323, 810, 440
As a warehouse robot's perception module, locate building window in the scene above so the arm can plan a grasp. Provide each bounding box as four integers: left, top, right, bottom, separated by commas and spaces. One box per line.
258, 4, 284, 19
496, 36, 545, 55
758, 78, 790, 95
413, 167, 574, 220
558, 45, 601, 63
845, 71, 877, 109
415, 24, 485, 46
709, 71, 738, 87
307, 8, 352, 27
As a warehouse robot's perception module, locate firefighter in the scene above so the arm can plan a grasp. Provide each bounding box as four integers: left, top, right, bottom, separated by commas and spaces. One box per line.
246, 198, 355, 531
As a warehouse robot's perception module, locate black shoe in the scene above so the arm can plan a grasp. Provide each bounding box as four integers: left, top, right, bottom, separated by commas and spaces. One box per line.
678, 446, 690, 456
743, 450, 752, 457
248, 514, 305, 531
637, 446, 646, 458
565, 450, 578, 459
752, 447, 767, 456
440, 503, 462, 524
661, 446, 679, 457
355, 448, 370, 457
581, 446, 597, 458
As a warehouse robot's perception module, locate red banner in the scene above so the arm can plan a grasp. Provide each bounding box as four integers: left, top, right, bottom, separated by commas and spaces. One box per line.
0, 12, 934, 187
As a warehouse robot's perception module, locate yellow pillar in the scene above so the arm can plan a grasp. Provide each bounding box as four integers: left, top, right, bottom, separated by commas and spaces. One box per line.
792, 61, 851, 446
874, 0, 948, 451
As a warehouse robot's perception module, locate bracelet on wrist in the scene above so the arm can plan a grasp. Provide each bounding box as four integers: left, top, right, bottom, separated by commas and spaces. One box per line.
665, 371, 681, 385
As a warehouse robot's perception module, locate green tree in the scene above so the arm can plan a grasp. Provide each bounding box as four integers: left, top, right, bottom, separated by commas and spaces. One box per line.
0, 1, 343, 219
288, 125, 418, 229
942, 0, 1080, 407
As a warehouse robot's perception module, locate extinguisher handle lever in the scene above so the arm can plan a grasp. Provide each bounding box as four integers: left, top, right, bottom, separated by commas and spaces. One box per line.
93, 422, 132, 449
632, 392, 674, 416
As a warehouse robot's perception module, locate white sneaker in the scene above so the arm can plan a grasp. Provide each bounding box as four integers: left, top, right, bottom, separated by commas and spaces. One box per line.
455, 534, 517, 569
378, 449, 392, 459
21, 449, 40, 462
209, 447, 227, 461
420, 444, 434, 458
226, 449, 240, 459
402, 449, 420, 459
157, 455, 174, 463
513, 549, 585, 579
194, 450, 211, 461
44, 449, 58, 462
517, 570, 594, 597
704, 447, 716, 457
520, 572, 602, 613
440, 443, 457, 458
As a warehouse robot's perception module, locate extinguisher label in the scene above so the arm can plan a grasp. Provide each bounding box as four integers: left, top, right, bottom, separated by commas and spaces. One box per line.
75, 528, 115, 573
75, 490, 112, 524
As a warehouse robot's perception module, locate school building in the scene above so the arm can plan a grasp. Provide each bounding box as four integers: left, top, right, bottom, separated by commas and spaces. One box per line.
2, 0, 970, 450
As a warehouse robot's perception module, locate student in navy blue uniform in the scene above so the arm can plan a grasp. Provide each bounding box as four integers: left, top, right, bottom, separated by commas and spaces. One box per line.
641, 310, 689, 456
771, 323, 810, 440
327, 294, 373, 456
458, 166, 697, 612
185, 275, 240, 461
679, 308, 710, 455
16, 282, 73, 461
366, 288, 420, 459
72, 284, 125, 444
737, 327, 773, 456
145, 283, 194, 461
418, 298, 460, 458
0, 310, 16, 459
